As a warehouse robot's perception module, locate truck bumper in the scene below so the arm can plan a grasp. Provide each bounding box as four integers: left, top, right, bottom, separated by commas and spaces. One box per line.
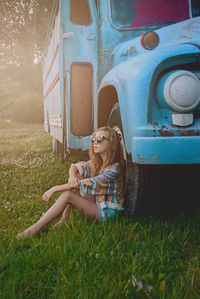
132, 136, 200, 164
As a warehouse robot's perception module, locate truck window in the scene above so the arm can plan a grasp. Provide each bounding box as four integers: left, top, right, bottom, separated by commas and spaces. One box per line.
110, 0, 190, 28
191, 0, 200, 17
70, 0, 92, 25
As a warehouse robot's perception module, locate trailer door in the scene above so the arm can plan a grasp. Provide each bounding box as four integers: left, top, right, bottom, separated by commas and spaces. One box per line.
62, 0, 98, 143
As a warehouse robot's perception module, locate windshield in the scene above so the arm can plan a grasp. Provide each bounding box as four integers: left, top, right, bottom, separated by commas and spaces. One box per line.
110, 0, 192, 28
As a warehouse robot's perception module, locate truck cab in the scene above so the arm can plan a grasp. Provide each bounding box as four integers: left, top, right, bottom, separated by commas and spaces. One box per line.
42, 0, 200, 214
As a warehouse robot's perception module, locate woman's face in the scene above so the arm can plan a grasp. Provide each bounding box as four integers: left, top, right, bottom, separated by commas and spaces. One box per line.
92, 130, 110, 155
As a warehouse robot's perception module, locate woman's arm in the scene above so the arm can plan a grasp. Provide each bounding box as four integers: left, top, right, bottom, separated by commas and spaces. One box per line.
68, 164, 79, 180
42, 182, 75, 203
79, 163, 121, 195
68, 164, 82, 188
42, 161, 89, 203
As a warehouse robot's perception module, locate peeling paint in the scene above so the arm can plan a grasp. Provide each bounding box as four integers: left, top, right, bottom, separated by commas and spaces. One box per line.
152, 122, 200, 137
137, 154, 148, 163
178, 128, 200, 136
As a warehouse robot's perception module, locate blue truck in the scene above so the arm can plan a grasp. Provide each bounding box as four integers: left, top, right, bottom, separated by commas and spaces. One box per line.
42, 0, 200, 214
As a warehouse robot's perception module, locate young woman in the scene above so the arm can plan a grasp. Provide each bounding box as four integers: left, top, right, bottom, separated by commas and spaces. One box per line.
17, 127, 125, 239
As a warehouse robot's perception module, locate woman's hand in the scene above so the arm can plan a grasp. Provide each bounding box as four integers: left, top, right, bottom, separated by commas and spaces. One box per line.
42, 187, 55, 203
68, 177, 81, 189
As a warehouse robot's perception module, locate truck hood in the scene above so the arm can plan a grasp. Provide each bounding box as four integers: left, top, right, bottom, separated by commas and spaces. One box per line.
112, 16, 200, 67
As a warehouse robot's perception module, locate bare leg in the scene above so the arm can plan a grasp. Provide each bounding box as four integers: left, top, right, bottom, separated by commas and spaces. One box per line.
84, 194, 96, 203
17, 192, 99, 239
53, 204, 72, 229
53, 194, 96, 229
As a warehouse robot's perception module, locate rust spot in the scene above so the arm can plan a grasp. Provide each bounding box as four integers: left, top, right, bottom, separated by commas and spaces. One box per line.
158, 129, 174, 137
129, 46, 134, 56
194, 44, 200, 50
153, 122, 175, 136
153, 121, 199, 137
178, 129, 200, 136
152, 127, 156, 136
152, 122, 158, 136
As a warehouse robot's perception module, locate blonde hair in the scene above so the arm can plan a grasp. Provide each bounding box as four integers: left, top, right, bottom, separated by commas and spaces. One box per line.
89, 126, 126, 179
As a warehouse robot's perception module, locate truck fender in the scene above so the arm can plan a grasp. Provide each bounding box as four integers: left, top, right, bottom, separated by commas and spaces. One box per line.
98, 42, 200, 155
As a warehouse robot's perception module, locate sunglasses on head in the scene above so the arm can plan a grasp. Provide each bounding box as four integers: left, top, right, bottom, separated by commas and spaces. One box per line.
91, 135, 109, 143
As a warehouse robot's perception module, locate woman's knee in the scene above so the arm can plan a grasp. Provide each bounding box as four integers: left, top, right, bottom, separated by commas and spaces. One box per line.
59, 191, 73, 202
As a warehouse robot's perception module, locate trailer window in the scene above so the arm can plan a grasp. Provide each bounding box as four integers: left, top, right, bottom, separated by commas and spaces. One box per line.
70, 63, 93, 136
70, 0, 92, 25
110, 0, 190, 28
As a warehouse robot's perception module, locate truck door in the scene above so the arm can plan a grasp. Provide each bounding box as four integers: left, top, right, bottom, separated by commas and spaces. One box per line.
62, 0, 98, 146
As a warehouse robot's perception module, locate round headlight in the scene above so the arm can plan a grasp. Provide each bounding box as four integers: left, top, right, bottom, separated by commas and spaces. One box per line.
163, 70, 200, 112
140, 31, 159, 50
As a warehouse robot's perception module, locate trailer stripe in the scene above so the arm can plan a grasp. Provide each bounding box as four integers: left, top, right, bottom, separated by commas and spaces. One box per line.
43, 43, 59, 85
44, 72, 60, 99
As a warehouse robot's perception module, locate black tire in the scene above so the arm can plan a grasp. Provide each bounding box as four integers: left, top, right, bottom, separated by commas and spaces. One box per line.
108, 103, 157, 215
125, 156, 159, 215
108, 104, 200, 216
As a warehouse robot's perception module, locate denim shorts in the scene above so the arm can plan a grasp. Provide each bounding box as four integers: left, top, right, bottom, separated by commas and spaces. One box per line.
96, 201, 120, 222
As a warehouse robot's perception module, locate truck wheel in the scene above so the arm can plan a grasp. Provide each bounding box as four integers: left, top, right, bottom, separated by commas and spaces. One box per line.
108, 104, 200, 216
108, 103, 157, 215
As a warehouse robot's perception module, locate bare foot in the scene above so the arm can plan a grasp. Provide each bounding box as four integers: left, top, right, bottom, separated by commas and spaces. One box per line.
16, 228, 38, 239
53, 219, 67, 229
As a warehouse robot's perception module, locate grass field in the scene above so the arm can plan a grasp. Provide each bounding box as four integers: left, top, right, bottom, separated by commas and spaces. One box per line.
0, 122, 200, 298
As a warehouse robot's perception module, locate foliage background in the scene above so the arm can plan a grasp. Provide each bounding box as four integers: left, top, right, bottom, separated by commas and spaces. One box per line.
0, 0, 53, 123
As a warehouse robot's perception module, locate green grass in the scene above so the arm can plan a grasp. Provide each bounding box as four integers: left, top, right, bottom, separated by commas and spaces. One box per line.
0, 122, 200, 298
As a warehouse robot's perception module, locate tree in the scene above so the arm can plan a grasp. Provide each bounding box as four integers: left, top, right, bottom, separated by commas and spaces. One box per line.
0, 0, 53, 67
0, 0, 54, 122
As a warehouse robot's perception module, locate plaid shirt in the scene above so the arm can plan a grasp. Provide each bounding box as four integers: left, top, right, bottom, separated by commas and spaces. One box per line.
73, 161, 124, 210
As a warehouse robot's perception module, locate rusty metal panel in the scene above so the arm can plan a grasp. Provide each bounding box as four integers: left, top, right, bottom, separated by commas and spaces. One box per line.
70, 63, 93, 136
70, 0, 92, 25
